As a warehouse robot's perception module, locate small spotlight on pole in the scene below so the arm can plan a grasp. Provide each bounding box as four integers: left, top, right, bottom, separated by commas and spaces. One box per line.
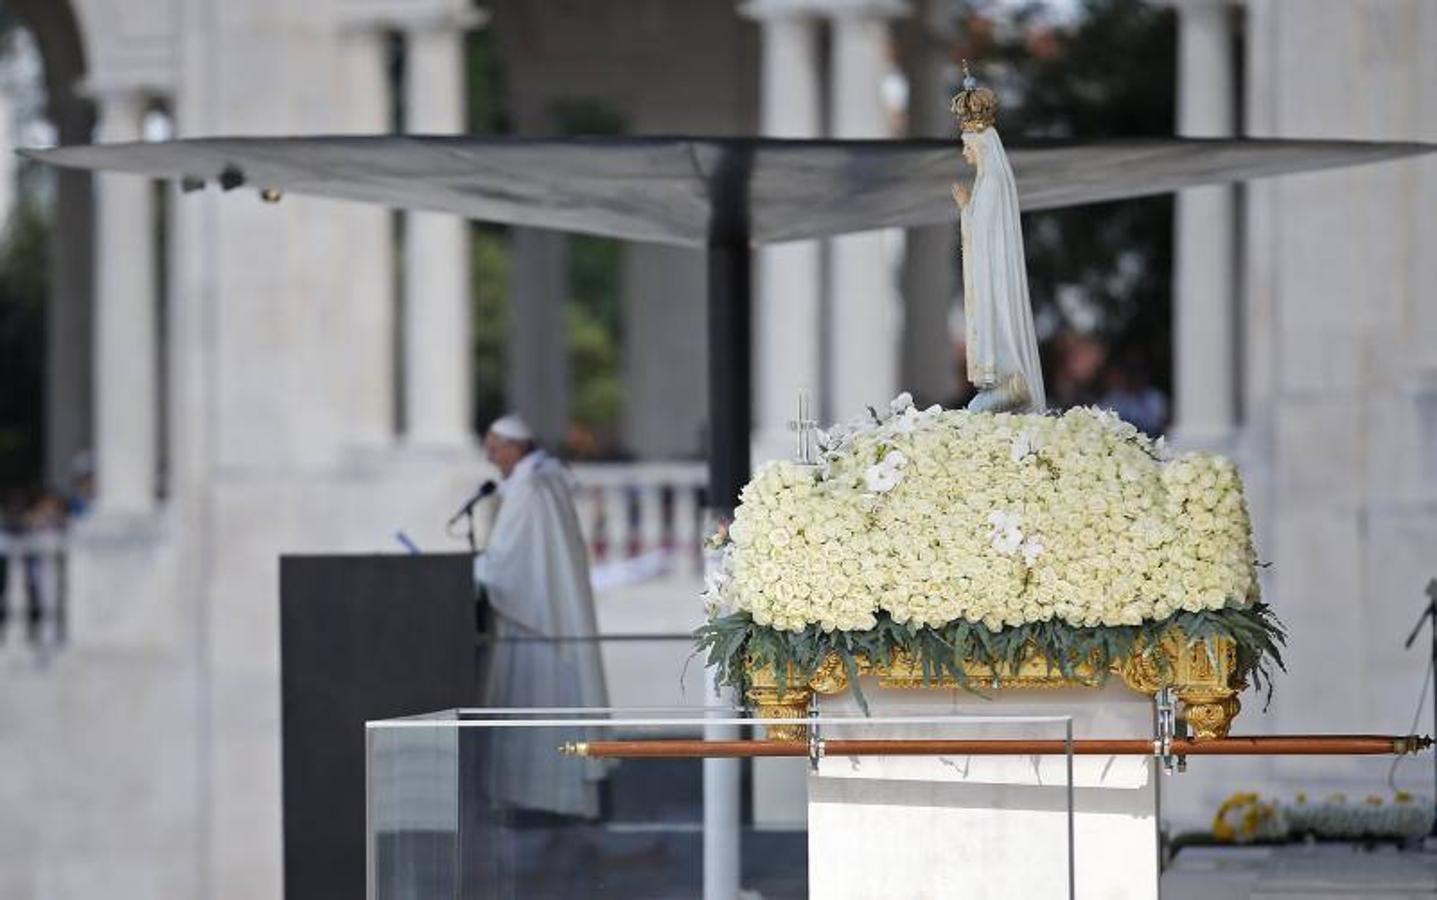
260, 188, 283, 203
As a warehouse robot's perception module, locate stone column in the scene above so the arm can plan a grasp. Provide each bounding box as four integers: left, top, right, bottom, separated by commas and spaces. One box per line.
507, 230, 570, 446
901, 0, 960, 406
91, 88, 157, 516
742, 0, 824, 462
1170, 0, 1237, 449
622, 245, 708, 458
44, 93, 96, 490
338, 24, 398, 447
827, 0, 908, 420
402, 18, 473, 446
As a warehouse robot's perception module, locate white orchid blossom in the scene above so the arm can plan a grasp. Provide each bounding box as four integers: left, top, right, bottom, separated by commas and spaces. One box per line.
1010, 428, 1041, 463
864, 449, 908, 494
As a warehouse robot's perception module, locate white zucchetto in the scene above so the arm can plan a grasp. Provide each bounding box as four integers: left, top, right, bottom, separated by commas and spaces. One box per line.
487, 414, 534, 442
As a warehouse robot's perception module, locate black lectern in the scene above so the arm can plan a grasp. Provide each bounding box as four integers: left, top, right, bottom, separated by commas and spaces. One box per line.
280, 553, 477, 900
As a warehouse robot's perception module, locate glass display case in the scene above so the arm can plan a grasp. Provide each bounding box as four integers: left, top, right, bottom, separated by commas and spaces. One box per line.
366, 707, 1077, 899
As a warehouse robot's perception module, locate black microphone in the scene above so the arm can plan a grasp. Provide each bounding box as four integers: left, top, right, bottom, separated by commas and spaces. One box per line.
448, 479, 498, 527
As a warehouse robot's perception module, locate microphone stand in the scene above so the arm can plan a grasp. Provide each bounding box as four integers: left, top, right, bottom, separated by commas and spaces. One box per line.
460, 505, 476, 554
446, 481, 496, 554
1404, 577, 1437, 833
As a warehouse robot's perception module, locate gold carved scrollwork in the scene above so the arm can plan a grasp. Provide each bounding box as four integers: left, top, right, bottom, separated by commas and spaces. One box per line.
808, 655, 852, 695
1116, 634, 1241, 739
1182, 692, 1242, 742
746, 628, 1244, 742
745, 665, 812, 742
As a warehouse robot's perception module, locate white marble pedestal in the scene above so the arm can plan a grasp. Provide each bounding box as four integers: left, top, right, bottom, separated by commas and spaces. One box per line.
808, 681, 1160, 900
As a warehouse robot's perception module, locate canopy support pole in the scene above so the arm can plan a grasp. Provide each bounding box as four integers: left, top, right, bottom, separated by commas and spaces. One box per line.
706, 240, 752, 517
703, 244, 749, 900
705, 144, 755, 517
702, 146, 754, 900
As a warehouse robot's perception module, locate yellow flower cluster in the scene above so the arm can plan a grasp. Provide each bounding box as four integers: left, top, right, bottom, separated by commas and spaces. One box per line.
719, 404, 1259, 634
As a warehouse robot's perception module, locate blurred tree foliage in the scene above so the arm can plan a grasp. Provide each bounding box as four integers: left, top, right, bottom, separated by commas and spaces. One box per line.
469, 225, 510, 432
466, 29, 509, 433
465, 27, 509, 136
0, 199, 50, 490
565, 234, 623, 444
965, 0, 1178, 404
554, 101, 626, 452
465, 31, 627, 451
0, 12, 48, 492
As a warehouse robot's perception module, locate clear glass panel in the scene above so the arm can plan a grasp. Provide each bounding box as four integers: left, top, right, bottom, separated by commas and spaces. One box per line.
366, 709, 1076, 900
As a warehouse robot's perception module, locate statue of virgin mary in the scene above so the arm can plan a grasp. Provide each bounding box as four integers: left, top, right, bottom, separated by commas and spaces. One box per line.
951, 67, 1047, 415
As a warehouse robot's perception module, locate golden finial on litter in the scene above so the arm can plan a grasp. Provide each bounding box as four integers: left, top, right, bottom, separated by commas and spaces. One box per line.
559, 741, 590, 756
951, 59, 999, 133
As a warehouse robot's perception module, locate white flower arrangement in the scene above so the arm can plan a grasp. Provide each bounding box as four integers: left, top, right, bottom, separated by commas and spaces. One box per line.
712, 396, 1259, 635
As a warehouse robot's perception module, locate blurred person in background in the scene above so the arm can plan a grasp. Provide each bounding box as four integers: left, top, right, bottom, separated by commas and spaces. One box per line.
1046, 332, 1107, 410
1098, 350, 1169, 437
65, 451, 95, 518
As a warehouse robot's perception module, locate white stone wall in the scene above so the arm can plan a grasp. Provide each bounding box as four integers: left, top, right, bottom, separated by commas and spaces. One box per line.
1164, 0, 1437, 831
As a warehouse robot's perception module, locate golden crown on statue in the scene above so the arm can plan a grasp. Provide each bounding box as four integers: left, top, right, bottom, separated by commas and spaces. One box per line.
950, 60, 998, 133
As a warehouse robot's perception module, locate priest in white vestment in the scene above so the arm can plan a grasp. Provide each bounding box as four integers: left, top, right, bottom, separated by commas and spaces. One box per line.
473, 415, 610, 818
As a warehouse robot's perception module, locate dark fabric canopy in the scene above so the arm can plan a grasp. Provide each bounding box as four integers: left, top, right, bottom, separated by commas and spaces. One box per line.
23, 134, 1435, 246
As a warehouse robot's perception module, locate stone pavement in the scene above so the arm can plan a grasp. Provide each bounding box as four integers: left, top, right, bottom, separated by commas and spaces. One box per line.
1162, 844, 1437, 899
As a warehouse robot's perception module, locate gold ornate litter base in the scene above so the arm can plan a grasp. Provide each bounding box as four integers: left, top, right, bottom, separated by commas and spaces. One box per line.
746, 631, 1241, 742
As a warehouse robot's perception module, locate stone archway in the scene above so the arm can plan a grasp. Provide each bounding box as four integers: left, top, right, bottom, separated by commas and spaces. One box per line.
5, 0, 93, 490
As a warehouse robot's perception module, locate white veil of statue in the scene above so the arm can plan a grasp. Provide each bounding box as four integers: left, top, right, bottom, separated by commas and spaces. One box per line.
953, 69, 1047, 415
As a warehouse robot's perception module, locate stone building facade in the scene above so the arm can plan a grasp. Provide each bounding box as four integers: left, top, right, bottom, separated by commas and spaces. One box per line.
0, 1, 1433, 898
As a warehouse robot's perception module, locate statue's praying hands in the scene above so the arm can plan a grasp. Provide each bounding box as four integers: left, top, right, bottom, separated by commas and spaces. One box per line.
951, 181, 970, 208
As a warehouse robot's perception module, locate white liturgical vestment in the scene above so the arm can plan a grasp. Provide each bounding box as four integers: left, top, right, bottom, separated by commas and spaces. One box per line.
473, 449, 610, 817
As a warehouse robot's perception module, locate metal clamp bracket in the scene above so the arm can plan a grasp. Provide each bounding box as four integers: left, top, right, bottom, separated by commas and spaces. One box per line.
807, 703, 824, 770
1154, 686, 1183, 773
